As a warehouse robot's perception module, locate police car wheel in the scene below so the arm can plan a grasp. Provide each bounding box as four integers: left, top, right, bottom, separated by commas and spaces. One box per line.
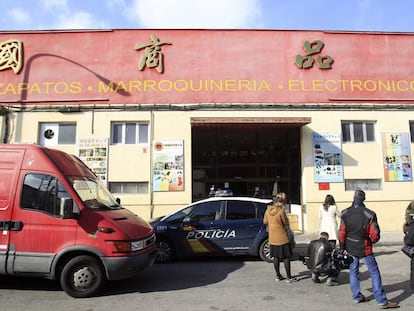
156, 239, 175, 263
259, 239, 273, 263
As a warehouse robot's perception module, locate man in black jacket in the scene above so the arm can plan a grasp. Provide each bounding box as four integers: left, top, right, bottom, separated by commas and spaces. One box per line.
339, 190, 399, 309
306, 232, 340, 286
404, 218, 414, 290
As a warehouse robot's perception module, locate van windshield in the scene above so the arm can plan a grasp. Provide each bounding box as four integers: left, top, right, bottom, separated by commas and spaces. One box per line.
69, 177, 121, 210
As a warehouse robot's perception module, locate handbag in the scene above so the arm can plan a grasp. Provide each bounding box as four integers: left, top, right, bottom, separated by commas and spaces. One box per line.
286, 225, 296, 249
401, 244, 414, 258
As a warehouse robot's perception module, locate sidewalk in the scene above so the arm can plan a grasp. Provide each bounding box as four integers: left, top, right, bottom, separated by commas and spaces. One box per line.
294, 231, 405, 246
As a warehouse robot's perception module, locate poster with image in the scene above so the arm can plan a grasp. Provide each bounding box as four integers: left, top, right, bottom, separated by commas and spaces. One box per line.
78, 137, 109, 186
312, 133, 343, 183
152, 140, 184, 192
382, 133, 412, 182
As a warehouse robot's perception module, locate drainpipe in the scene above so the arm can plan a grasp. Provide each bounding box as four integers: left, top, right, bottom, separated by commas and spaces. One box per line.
149, 110, 155, 219
1, 106, 10, 143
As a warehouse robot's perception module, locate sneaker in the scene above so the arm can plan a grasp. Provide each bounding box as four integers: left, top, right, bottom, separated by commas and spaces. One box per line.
275, 275, 285, 281
379, 301, 399, 309
285, 277, 297, 283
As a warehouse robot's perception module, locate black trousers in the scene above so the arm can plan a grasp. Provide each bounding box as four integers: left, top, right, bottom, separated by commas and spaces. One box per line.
411, 257, 414, 290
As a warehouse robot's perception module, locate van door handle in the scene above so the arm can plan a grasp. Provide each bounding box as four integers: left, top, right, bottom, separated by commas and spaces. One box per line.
1, 221, 24, 231
10, 221, 24, 231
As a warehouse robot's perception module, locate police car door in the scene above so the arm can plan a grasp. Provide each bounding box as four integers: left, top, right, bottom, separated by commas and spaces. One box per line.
183, 200, 224, 255
218, 200, 264, 255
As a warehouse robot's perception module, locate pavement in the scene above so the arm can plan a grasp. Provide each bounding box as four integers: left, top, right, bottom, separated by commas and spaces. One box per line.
295, 231, 405, 246
292, 231, 405, 259
289, 231, 413, 310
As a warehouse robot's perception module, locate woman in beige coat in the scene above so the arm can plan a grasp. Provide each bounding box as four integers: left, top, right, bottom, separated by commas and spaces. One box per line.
263, 192, 296, 283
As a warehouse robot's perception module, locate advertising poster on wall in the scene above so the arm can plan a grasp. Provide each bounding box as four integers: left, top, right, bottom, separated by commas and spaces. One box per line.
78, 137, 109, 186
312, 133, 344, 183
382, 133, 412, 182
153, 140, 184, 192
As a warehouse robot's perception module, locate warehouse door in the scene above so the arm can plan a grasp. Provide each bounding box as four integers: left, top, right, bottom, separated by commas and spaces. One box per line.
191, 117, 310, 203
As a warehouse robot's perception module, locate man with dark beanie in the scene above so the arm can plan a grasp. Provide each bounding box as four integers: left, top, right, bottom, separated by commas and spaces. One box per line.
339, 190, 399, 309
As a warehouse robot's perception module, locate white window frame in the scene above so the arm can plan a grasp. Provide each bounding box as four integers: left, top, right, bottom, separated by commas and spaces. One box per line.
341, 121, 376, 143
111, 122, 149, 145
39, 122, 76, 146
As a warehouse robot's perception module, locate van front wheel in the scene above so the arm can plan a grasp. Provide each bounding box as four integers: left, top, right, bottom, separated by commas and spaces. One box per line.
60, 255, 105, 298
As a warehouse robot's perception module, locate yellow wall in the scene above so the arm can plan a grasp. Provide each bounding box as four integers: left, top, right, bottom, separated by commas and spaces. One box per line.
7, 107, 414, 232
301, 110, 414, 233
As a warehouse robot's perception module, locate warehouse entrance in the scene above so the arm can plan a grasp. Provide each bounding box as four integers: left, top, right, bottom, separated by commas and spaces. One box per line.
191, 117, 310, 203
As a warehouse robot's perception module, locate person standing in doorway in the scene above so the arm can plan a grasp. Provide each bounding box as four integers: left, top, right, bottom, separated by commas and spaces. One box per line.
319, 194, 340, 243
338, 190, 399, 309
263, 192, 297, 283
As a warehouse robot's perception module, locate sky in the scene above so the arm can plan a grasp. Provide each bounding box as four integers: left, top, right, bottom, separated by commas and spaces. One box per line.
0, 0, 414, 32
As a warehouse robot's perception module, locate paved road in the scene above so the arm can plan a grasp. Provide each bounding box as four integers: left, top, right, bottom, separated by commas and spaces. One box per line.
0, 244, 412, 311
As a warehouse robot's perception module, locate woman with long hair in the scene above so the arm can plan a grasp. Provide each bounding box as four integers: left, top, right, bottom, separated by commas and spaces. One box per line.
319, 194, 340, 242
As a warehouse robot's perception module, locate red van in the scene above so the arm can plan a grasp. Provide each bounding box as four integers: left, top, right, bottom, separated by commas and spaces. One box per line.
0, 144, 156, 297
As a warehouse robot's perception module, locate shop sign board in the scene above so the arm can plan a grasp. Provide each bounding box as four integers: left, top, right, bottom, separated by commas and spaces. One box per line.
382, 133, 412, 182
312, 133, 343, 183
153, 140, 184, 192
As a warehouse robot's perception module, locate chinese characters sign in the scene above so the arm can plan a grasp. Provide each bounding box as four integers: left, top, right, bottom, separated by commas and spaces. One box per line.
382, 133, 412, 181
312, 133, 343, 183
153, 140, 184, 192
296, 40, 333, 69
135, 35, 171, 73
0, 39, 23, 74
3, 30, 414, 104
78, 138, 109, 186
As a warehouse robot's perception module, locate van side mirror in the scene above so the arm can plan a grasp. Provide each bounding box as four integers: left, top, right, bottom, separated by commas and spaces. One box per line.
61, 197, 80, 219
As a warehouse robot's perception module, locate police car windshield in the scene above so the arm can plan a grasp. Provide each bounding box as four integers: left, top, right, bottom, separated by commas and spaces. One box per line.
69, 177, 121, 210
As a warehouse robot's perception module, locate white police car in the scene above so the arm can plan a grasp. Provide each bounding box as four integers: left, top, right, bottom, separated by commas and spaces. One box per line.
150, 196, 274, 262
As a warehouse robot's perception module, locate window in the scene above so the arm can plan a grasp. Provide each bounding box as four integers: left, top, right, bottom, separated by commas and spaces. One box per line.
226, 200, 257, 220
21, 173, 72, 217
345, 179, 382, 191
39, 123, 76, 146
410, 121, 414, 143
341, 121, 375, 143
109, 182, 148, 194
189, 201, 221, 222
111, 122, 149, 144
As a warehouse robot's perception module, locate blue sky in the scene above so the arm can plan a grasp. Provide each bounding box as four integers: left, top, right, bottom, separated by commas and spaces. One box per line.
1, 0, 413, 32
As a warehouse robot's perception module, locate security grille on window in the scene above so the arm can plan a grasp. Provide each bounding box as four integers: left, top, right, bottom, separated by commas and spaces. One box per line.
341, 121, 375, 143
109, 182, 148, 194
111, 122, 149, 144
39, 123, 76, 146
345, 179, 382, 191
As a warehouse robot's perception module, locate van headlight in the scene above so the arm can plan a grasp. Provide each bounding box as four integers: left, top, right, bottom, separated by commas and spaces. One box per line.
131, 240, 144, 251
112, 234, 155, 253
